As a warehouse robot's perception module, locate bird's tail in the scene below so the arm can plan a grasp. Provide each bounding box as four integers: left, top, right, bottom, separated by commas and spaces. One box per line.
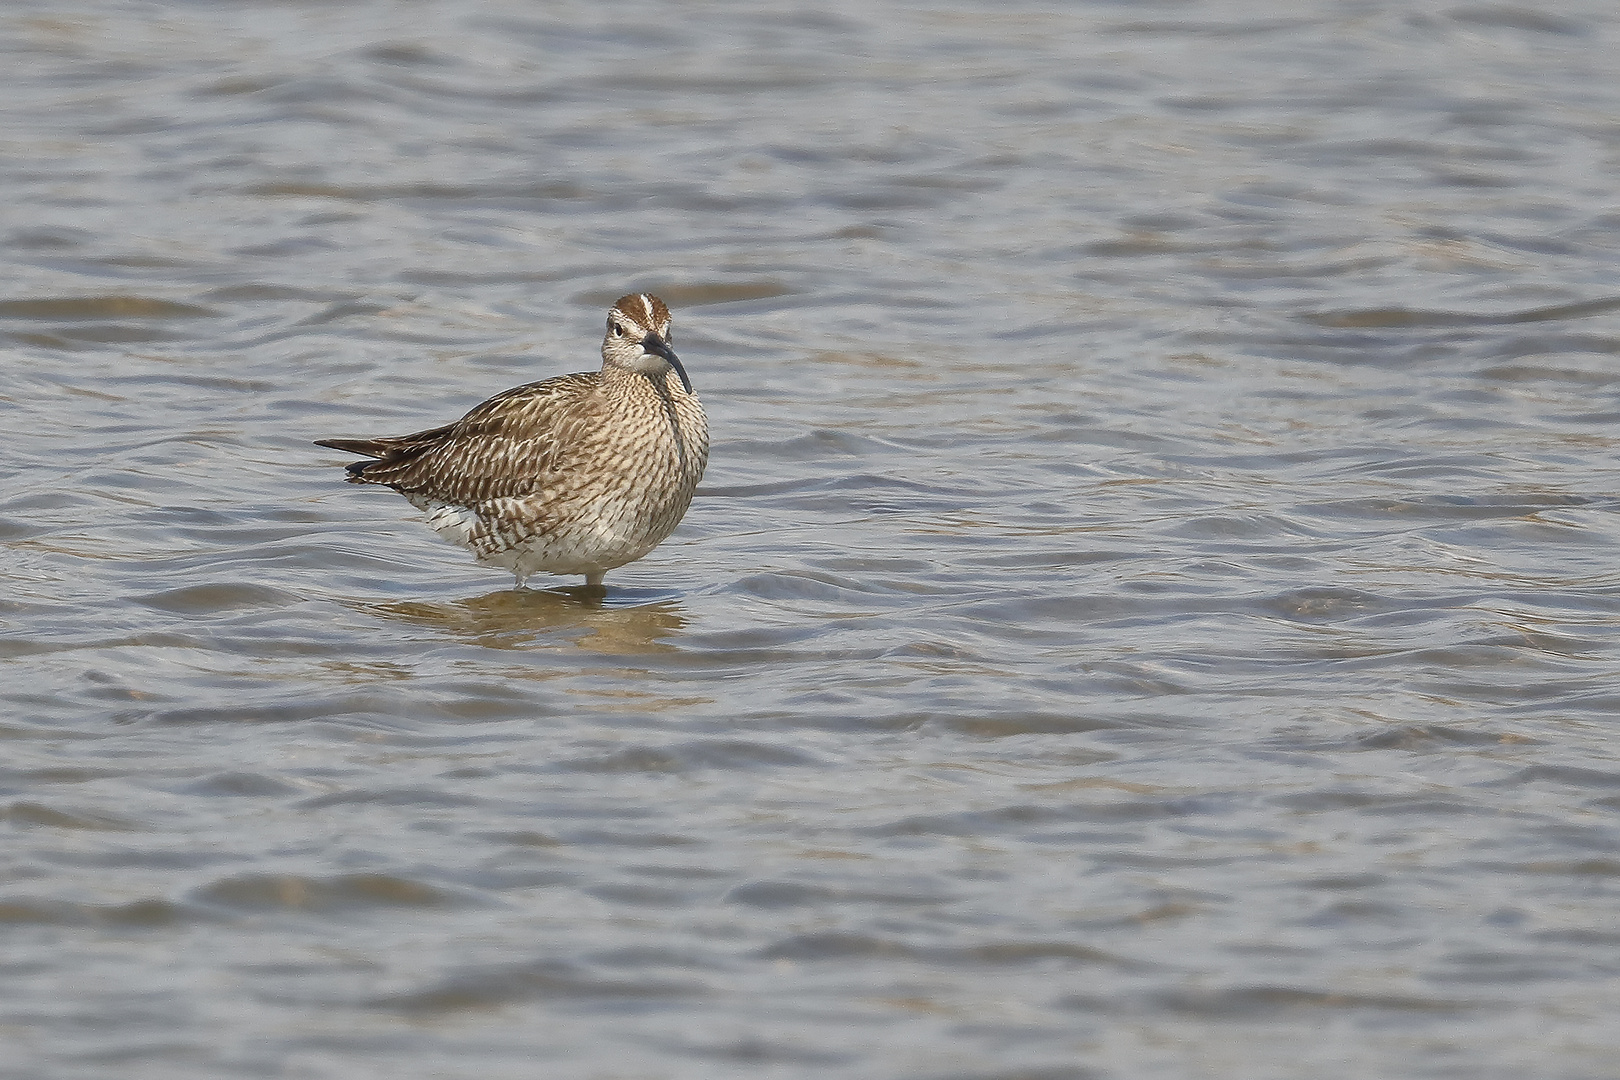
315, 437, 395, 478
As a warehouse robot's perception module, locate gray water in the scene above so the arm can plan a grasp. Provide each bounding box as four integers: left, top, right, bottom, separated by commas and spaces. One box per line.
4, 2, 1620, 1077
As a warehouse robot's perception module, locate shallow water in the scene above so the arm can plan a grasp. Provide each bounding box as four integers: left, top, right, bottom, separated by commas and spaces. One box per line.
4, 1, 1620, 1077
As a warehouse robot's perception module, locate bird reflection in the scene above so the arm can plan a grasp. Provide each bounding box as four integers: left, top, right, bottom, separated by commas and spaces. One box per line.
356, 587, 686, 654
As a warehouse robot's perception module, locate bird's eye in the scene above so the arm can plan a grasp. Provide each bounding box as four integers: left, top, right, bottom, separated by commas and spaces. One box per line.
611, 323, 627, 337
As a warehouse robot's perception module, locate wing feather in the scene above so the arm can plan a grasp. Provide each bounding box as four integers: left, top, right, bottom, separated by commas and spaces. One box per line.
315, 372, 600, 504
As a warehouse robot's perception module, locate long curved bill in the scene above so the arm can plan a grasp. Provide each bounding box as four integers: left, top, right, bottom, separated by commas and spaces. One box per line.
641, 332, 693, 394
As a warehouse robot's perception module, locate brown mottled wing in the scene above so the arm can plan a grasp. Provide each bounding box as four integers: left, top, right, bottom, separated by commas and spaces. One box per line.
317, 372, 600, 504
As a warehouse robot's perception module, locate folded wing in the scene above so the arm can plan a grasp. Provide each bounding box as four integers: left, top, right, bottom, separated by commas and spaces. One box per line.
315, 374, 598, 505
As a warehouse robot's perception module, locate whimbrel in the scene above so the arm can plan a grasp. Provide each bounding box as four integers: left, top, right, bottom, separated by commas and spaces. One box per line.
316, 294, 708, 588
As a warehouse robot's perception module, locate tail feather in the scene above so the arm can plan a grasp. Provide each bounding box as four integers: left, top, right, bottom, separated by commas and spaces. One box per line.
315, 436, 387, 456
318, 421, 458, 484
315, 436, 396, 480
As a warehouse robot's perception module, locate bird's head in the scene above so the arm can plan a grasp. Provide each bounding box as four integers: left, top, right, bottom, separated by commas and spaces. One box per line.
601, 293, 691, 394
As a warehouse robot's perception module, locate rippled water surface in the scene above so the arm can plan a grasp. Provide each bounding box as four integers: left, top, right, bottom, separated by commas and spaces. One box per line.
5, 2, 1620, 1077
